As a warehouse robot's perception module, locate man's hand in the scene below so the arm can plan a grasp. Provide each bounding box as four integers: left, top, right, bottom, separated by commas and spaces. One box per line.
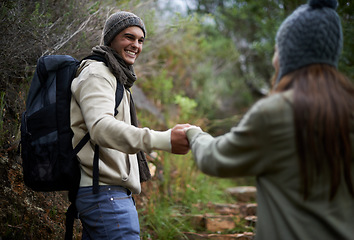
171, 124, 192, 154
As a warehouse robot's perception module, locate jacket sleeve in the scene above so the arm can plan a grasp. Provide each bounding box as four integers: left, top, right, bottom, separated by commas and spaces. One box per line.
186, 99, 271, 177
71, 61, 171, 154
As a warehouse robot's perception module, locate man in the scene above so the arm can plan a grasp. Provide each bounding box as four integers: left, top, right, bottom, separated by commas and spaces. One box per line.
70, 11, 190, 239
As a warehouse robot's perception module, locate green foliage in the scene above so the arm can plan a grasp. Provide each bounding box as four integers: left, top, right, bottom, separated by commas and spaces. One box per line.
138, 11, 255, 120
49, 206, 58, 218
88, 1, 101, 14
188, 0, 353, 122
30, 2, 52, 27
194, 0, 281, 92
139, 152, 238, 239
174, 95, 198, 122
142, 69, 174, 105
192, 21, 256, 118
140, 198, 188, 239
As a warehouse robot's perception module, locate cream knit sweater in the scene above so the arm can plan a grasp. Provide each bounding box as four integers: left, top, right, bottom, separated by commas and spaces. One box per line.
70, 60, 171, 194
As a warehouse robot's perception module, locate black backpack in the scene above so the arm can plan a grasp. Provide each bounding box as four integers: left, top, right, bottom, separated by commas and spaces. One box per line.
20, 54, 124, 239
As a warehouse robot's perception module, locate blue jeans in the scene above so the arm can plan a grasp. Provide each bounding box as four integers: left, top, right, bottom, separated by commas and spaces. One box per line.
76, 185, 140, 240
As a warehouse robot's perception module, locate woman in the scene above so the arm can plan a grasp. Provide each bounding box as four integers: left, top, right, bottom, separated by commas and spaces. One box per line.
185, 0, 354, 239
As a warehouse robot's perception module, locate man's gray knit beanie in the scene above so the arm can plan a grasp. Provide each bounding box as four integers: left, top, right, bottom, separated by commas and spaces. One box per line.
102, 11, 146, 46
275, 0, 343, 83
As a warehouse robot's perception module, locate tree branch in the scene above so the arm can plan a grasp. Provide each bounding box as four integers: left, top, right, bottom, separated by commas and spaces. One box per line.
42, 8, 101, 56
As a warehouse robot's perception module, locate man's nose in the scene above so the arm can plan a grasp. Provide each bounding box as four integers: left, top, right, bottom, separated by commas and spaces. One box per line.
131, 39, 139, 48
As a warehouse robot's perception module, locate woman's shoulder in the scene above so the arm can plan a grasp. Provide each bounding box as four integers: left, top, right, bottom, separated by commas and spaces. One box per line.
248, 90, 294, 120
257, 90, 293, 109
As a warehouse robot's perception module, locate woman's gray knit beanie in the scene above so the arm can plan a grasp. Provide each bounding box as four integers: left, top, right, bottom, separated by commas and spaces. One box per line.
102, 11, 146, 46
275, 0, 342, 83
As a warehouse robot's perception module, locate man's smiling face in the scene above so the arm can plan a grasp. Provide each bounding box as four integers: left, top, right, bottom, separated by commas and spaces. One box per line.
110, 26, 145, 65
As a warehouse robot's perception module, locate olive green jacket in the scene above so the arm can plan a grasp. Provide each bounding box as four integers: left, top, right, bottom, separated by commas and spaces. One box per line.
187, 90, 354, 240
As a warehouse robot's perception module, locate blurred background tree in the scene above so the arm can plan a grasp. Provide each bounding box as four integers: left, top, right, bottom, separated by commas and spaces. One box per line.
186, 0, 353, 121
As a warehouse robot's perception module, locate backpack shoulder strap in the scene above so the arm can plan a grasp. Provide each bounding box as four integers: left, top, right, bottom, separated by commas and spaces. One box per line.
115, 80, 124, 116
82, 54, 107, 65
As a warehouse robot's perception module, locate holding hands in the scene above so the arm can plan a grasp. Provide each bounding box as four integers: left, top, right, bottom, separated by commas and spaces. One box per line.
170, 124, 202, 154
171, 124, 191, 154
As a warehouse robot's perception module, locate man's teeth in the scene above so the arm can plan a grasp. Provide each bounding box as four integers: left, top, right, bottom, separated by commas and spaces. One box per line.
126, 51, 136, 55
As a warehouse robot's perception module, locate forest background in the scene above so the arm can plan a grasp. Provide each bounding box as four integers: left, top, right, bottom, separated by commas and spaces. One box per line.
0, 0, 352, 239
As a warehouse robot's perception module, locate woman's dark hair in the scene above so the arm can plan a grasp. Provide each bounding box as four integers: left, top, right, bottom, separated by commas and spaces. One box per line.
274, 64, 354, 200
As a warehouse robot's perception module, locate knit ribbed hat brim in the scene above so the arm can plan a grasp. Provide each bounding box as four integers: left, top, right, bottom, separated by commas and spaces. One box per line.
103, 11, 146, 46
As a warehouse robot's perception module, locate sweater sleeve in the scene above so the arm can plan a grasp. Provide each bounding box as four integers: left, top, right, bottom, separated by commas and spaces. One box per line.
186, 99, 270, 177
71, 61, 171, 154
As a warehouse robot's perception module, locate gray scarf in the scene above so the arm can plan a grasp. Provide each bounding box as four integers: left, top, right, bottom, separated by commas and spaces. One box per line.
92, 45, 136, 88
91, 45, 151, 183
